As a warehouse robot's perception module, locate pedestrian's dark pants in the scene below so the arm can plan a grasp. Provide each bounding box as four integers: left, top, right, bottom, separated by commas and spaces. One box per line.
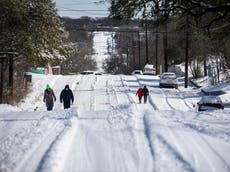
139, 97, 142, 103
144, 95, 147, 103
64, 102, 70, 109
47, 106, 53, 111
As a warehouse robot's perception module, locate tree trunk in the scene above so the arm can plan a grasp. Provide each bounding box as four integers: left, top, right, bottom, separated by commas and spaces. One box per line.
203, 55, 207, 76
8, 55, 14, 95
138, 31, 141, 69
155, 31, 158, 75
185, 15, 189, 88
145, 20, 149, 64
0, 60, 4, 103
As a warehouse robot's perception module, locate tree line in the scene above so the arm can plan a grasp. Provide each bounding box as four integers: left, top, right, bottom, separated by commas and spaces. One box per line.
105, 0, 230, 87
0, 0, 73, 104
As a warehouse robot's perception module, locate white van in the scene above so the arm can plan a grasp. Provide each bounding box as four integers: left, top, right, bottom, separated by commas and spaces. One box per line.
143, 64, 156, 75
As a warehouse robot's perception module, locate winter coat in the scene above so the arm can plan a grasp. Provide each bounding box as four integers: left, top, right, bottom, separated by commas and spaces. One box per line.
60, 89, 74, 105
142, 87, 149, 96
136, 88, 143, 98
43, 88, 56, 107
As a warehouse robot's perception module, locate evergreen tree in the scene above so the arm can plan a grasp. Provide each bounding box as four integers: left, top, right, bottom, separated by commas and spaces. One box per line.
0, 0, 72, 65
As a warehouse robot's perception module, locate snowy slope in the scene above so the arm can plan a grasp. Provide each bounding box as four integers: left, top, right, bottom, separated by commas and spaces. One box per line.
0, 73, 230, 172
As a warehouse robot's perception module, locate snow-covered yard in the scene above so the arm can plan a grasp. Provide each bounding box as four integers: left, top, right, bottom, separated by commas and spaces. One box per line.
0, 73, 230, 172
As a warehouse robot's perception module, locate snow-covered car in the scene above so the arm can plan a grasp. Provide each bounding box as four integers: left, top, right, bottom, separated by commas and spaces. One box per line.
143, 64, 156, 75
131, 70, 143, 75
197, 96, 224, 111
159, 72, 178, 89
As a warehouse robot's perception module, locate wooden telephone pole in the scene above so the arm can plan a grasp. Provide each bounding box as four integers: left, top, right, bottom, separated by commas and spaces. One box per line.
185, 15, 189, 88
0, 52, 18, 103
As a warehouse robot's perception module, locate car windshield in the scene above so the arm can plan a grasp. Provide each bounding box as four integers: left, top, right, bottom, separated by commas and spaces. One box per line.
200, 96, 222, 104
145, 68, 152, 71
162, 73, 176, 78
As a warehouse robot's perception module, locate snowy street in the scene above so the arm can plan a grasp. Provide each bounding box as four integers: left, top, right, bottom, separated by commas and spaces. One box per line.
0, 73, 230, 172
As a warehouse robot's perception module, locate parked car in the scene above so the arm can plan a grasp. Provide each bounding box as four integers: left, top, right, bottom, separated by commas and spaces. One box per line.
94, 72, 102, 75
197, 96, 224, 111
80, 71, 95, 75
143, 64, 156, 75
131, 70, 143, 75
159, 72, 178, 89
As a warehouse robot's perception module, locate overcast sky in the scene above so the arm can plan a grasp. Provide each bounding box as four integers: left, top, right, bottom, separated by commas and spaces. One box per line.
53, 0, 110, 19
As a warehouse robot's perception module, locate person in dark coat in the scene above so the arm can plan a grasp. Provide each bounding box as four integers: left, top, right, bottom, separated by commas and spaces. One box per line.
142, 85, 149, 103
60, 85, 74, 109
136, 87, 143, 103
43, 84, 56, 111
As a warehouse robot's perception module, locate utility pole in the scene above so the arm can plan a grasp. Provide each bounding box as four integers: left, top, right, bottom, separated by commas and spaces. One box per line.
155, 30, 158, 75
185, 15, 189, 88
8, 54, 14, 95
145, 19, 149, 64
132, 33, 136, 68
0, 52, 18, 102
204, 55, 207, 76
163, 24, 168, 72
0, 57, 4, 103
138, 31, 141, 69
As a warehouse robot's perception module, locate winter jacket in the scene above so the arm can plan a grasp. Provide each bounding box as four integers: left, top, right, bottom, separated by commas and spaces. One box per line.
43, 88, 56, 107
142, 87, 149, 96
60, 88, 74, 106
136, 88, 143, 98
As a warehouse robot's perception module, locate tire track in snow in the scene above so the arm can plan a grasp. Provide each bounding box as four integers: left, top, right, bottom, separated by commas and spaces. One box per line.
120, 75, 136, 104
160, 88, 192, 111
183, 132, 217, 171
155, 133, 194, 172
134, 76, 191, 170
121, 75, 156, 172
31, 110, 77, 172
183, 125, 230, 171
199, 134, 230, 171
76, 75, 97, 112
146, 110, 195, 172
106, 76, 134, 128
109, 123, 129, 171
159, 88, 176, 110
100, 76, 136, 171
151, 109, 230, 172
133, 75, 196, 171
18, 119, 67, 172
176, 88, 194, 109
160, 112, 195, 171
106, 78, 119, 109
106, 75, 155, 171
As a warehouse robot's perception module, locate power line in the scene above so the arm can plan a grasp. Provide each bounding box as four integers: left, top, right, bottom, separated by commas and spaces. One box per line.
58, 9, 108, 12
55, 2, 108, 6
56, 2, 96, 5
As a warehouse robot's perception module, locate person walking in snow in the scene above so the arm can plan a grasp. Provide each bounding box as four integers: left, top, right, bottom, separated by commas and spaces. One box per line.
60, 84, 74, 109
136, 87, 143, 103
43, 84, 56, 111
142, 85, 149, 103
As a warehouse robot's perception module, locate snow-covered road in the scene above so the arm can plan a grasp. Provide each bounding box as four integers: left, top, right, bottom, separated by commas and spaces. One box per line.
0, 73, 230, 172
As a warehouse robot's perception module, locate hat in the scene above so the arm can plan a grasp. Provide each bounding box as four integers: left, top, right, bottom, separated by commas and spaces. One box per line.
65, 84, 69, 89
46, 84, 51, 89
